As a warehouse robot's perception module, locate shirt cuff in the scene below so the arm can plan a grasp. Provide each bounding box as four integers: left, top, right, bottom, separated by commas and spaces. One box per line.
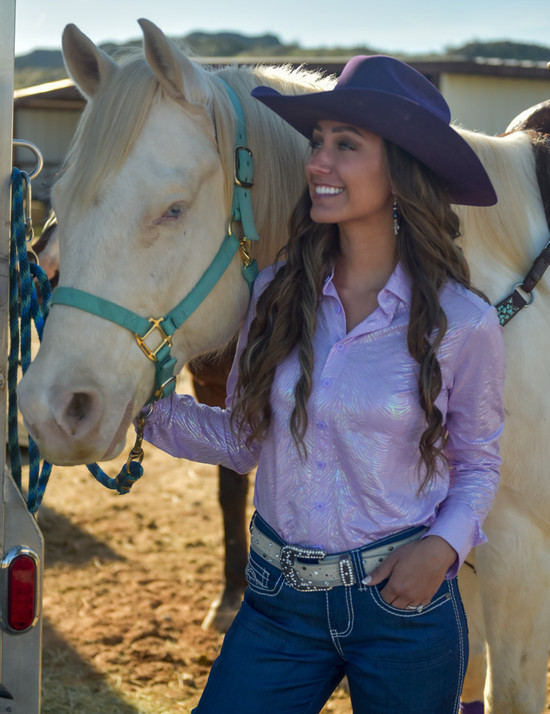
423, 502, 486, 578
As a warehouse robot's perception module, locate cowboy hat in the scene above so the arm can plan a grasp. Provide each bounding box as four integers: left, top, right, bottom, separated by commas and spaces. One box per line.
251, 55, 497, 207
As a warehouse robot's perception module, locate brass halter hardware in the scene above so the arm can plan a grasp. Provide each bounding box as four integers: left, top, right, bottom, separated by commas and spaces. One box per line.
124, 413, 146, 473
134, 317, 172, 361
239, 238, 254, 269
234, 146, 254, 189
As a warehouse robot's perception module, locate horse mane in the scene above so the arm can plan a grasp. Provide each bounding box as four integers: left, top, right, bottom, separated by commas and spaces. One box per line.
60, 49, 334, 269
454, 128, 548, 282
212, 63, 334, 266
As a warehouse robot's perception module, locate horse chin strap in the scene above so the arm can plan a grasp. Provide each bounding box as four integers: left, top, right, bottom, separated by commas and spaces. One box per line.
51, 80, 259, 406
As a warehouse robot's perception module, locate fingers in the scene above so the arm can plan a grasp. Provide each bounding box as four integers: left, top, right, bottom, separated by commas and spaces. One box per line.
362, 540, 417, 589
362, 555, 396, 587
361, 538, 455, 609
376, 572, 433, 609
381, 584, 433, 610
361, 555, 432, 608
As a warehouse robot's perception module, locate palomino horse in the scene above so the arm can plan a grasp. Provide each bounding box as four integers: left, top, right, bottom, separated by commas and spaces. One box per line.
17, 20, 550, 713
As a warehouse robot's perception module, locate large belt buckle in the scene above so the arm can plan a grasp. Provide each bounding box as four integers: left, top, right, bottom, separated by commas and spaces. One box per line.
279, 544, 330, 592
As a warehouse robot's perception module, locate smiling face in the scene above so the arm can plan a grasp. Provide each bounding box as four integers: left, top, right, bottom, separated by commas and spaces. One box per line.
305, 120, 393, 236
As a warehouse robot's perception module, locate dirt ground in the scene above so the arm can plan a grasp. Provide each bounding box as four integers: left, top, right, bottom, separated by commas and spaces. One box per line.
36, 369, 351, 714
34, 370, 550, 713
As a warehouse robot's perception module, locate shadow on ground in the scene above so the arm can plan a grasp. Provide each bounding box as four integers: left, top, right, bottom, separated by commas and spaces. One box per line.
42, 620, 140, 714
38, 504, 123, 567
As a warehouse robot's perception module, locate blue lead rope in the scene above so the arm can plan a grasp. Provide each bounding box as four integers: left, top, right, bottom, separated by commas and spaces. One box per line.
8, 168, 53, 513
85, 410, 145, 495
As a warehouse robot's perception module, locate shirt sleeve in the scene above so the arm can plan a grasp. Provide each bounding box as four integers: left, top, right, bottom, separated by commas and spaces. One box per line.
141, 391, 259, 474
424, 305, 505, 575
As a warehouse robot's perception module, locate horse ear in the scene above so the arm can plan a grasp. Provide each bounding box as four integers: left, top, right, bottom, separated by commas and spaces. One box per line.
62, 24, 117, 99
139, 18, 206, 103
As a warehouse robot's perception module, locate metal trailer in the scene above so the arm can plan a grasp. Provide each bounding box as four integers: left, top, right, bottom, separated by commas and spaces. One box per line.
0, 1, 44, 712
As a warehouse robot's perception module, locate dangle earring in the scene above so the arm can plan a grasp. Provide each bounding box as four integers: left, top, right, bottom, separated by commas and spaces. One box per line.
392, 196, 400, 236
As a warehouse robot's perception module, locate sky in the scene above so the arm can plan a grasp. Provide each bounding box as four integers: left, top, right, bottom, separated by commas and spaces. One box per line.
12, 0, 550, 57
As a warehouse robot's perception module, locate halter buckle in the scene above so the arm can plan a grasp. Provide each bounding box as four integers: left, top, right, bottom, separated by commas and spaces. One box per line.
512, 282, 535, 307
135, 317, 172, 362
153, 375, 177, 401
234, 146, 254, 189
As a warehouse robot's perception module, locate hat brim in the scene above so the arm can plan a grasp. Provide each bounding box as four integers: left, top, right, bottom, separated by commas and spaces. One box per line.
252, 86, 497, 207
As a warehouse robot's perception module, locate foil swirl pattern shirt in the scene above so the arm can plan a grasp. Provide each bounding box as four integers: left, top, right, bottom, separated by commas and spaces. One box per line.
143, 262, 505, 572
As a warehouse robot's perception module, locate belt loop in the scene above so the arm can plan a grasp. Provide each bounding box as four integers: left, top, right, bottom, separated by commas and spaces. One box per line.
351, 550, 368, 590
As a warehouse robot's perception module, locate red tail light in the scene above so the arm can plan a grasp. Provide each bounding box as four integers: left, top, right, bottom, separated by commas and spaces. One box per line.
1, 547, 40, 633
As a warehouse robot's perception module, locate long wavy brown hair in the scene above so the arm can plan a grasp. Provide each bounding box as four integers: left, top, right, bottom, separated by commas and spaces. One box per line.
231, 140, 481, 488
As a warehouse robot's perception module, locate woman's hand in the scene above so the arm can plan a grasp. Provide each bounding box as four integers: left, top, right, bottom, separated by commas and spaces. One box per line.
364, 535, 457, 609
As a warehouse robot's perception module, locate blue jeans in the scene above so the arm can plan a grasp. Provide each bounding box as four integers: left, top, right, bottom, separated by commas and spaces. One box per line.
193, 514, 468, 713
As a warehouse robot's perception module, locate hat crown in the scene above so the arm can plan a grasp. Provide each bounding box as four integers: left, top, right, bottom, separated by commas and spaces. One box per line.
336, 55, 451, 125
250, 55, 497, 206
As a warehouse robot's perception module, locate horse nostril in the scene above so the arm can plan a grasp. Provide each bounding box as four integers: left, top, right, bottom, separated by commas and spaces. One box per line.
64, 392, 94, 433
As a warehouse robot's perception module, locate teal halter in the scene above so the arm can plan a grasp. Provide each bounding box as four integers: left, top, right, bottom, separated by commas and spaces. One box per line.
51, 80, 259, 404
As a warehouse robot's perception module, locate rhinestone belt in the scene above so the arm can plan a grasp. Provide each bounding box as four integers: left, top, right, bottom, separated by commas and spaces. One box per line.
249, 521, 427, 592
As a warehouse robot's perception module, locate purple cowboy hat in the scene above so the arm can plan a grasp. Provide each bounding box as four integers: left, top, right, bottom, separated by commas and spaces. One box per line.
251, 55, 497, 207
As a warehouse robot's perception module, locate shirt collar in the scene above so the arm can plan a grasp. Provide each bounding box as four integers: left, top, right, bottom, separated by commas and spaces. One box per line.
379, 262, 412, 307
323, 261, 412, 308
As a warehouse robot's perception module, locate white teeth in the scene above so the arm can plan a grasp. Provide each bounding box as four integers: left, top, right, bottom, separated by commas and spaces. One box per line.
315, 185, 344, 196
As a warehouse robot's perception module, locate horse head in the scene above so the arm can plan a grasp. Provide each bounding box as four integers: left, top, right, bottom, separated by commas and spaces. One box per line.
17, 20, 322, 465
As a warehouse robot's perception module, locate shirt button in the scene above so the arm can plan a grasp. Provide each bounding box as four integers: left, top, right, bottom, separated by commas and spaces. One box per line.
322, 378, 332, 388
336, 343, 345, 352
317, 421, 327, 431
314, 502, 325, 511
316, 461, 325, 470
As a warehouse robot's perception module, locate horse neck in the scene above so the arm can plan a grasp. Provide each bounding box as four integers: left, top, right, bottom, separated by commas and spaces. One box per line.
456, 129, 549, 301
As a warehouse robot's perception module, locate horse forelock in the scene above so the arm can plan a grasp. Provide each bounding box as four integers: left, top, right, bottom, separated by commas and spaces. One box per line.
60, 55, 160, 210
456, 129, 547, 279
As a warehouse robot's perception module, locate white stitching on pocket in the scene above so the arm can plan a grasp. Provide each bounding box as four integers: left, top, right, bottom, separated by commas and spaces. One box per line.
368, 582, 451, 617
245, 553, 284, 596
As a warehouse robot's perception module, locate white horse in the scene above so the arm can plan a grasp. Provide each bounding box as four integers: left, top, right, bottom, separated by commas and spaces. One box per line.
454, 128, 550, 714
17, 20, 550, 714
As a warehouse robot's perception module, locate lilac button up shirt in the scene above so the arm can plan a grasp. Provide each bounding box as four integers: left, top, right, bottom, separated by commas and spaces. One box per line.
143, 263, 505, 572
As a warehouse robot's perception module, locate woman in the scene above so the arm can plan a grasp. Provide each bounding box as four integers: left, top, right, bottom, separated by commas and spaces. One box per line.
141, 55, 504, 713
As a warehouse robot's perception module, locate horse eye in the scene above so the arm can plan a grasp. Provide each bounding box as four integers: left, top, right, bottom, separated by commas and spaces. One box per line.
151, 201, 188, 226
164, 203, 185, 220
